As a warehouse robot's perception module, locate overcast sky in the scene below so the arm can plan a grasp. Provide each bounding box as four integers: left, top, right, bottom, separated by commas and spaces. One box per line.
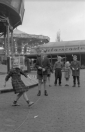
18, 0, 85, 42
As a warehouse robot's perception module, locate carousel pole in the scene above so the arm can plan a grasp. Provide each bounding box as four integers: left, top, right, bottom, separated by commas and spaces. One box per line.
4, 33, 7, 62
11, 28, 14, 68
6, 18, 10, 72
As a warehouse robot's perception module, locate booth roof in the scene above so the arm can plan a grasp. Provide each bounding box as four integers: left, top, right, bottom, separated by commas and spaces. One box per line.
40, 40, 85, 48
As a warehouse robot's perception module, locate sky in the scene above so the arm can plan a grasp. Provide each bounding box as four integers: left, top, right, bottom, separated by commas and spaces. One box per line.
18, 0, 85, 42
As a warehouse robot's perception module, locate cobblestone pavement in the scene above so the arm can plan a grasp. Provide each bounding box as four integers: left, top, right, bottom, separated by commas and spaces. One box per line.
0, 70, 85, 132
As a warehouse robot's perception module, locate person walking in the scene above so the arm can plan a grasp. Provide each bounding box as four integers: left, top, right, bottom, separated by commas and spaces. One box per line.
64, 61, 71, 86
70, 55, 81, 87
36, 50, 50, 96
4, 63, 34, 106
54, 56, 63, 86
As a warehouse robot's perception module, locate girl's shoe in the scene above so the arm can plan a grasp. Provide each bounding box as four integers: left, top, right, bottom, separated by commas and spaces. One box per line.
65, 84, 69, 86
28, 101, 34, 107
37, 90, 41, 96
12, 101, 20, 106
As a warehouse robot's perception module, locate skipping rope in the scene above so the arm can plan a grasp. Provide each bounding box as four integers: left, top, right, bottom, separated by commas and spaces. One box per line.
12, 97, 41, 132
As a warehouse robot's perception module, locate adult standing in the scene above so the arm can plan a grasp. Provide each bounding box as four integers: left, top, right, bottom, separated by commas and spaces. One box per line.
53, 56, 63, 86
35, 50, 50, 96
70, 55, 81, 87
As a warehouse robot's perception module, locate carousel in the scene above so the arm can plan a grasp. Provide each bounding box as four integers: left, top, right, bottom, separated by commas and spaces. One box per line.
0, 28, 50, 72
9, 28, 50, 72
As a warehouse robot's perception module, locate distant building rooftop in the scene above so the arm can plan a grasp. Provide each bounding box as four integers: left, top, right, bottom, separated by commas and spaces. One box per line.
41, 40, 85, 48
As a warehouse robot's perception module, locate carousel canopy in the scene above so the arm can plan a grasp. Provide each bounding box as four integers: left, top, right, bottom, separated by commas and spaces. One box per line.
0, 28, 50, 55
0, 0, 25, 35
13, 29, 50, 43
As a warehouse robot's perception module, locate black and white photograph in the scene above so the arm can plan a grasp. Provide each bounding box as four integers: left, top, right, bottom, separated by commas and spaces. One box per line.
0, 0, 85, 132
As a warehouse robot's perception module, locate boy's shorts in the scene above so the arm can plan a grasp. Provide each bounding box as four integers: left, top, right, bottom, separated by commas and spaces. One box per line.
37, 74, 47, 82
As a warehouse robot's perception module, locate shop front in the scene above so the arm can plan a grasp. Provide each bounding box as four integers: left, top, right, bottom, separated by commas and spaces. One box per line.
26, 40, 85, 68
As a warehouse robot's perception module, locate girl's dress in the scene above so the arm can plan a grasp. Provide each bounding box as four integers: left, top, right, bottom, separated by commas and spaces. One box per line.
64, 66, 71, 80
5, 68, 28, 94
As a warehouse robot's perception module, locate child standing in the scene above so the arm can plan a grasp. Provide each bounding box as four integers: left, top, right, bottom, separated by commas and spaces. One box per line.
36, 50, 50, 96
64, 61, 71, 86
4, 63, 34, 107
70, 55, 81, 87
54, 56, 63, 86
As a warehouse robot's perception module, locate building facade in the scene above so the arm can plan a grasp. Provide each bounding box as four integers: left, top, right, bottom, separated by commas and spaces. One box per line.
25, 40, 85, 68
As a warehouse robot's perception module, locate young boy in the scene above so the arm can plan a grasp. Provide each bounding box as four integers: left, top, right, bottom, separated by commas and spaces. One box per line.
70, 55, 81, 87
36, 50, 50, 96
54, 56, 63, 86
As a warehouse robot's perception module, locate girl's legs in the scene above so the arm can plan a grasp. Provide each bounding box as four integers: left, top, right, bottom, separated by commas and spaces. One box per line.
23, 92, 34, 106
23, 92, 29, 102
13, 92, 23, 105
13, 92, 34, 106
65, 78, 69, 86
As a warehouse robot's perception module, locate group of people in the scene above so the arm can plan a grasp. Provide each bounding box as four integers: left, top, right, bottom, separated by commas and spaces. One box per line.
53, 55, 81, 87
36, 52, 81, 97
4, 49, 81, 106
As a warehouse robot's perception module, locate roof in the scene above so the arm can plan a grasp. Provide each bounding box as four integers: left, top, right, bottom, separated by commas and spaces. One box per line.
41, 40, 85, 48
13, 29, 27, 35
13, 29, 50, 42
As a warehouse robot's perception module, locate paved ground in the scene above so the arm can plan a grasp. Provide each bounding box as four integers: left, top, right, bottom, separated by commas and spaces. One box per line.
0, 69, 85, 132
